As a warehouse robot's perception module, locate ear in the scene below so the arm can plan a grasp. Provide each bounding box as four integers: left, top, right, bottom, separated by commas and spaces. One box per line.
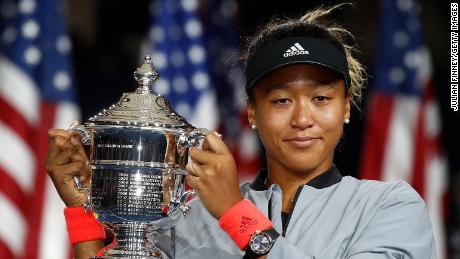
247, 101, 256, 127
344, 94, 351, 122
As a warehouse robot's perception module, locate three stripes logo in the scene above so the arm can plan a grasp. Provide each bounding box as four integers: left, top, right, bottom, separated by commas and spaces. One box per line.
283, 42, 309, 57
239, 216, 257, 233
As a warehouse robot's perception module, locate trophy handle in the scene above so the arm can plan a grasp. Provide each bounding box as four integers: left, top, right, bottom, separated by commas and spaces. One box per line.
179, 189, 196, 216
68, 122, 92, 145
68, 122, 93, 213
73, 174, 92, 213
178, 127, 212, 148
178, 128, 223, 216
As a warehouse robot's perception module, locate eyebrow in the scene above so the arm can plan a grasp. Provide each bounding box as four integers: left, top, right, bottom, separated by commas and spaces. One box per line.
266, 79, 339, 90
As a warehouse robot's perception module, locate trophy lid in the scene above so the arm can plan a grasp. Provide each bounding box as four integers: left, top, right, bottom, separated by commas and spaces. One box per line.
87, 56, 191, 129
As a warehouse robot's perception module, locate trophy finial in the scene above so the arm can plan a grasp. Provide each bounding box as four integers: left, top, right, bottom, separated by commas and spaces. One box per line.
134, 55, 160, 94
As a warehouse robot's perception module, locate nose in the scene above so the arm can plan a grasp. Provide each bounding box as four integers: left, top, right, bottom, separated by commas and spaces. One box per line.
291, 100, 314, 130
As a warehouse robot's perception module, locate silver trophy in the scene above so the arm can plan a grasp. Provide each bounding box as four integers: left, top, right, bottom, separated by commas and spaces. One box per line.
71, 56, 209, 258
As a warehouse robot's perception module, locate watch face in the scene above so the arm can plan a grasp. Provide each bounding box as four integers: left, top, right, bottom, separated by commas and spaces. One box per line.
250, 232, 272, 255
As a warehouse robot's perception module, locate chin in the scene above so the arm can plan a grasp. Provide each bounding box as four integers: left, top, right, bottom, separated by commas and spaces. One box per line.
285, 150, 327, 173
282, 155, 325, 174
296, 164, 324, 174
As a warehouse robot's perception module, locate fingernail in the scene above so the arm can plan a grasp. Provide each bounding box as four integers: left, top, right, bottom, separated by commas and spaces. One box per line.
70, 136, 79, 145
213, 131, 222, 139
68, 120, 78, 130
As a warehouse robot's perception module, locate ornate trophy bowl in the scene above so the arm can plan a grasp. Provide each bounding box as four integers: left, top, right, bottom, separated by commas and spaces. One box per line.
71, 56, 208, 258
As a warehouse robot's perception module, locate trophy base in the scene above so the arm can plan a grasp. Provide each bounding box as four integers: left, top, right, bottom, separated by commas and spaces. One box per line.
91, 248, 162, 259
92, 257, 160, 259
92, 255, 161, 259
91, 222, 164, 259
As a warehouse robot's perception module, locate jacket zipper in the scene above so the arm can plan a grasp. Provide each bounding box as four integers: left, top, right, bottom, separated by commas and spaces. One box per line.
282, 184, 304, 237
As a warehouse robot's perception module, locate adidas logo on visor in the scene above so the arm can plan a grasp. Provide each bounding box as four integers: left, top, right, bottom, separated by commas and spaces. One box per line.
283, 43, 309, 57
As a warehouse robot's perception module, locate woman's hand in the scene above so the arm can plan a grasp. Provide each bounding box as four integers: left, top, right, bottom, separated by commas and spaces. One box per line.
186, 133, 243, 219
45, 129, 91, 207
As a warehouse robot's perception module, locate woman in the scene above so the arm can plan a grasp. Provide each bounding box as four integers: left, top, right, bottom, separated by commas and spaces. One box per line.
46, 5, 436, 259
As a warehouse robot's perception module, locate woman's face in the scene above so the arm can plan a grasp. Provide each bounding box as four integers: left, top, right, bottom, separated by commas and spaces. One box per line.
247, 64, 350, 175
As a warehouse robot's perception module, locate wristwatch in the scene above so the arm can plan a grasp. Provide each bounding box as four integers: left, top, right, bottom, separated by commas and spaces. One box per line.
244, 228, 280, 258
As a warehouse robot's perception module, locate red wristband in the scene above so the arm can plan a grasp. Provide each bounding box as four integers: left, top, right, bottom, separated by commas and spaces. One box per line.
64, 207, 106, 245
219, 199, 273, 250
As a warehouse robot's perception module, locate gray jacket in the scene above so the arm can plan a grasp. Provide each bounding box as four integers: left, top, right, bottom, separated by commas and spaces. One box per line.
156, 165, 436, 258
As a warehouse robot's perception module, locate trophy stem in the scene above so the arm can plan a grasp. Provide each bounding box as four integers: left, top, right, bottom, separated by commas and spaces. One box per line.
93, 223, 162, 259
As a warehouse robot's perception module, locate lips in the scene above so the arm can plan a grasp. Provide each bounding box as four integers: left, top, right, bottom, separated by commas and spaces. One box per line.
284, 136, 320, 148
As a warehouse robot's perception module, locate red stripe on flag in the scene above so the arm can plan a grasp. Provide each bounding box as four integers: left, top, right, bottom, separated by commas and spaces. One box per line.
23, 102, 57, 259
0, 239, 15, 259
0, 166, 28, 216
412, 81, 440, 198
359, 94, 394, 180
0, 97, 34, 148
411, 95, 429, 197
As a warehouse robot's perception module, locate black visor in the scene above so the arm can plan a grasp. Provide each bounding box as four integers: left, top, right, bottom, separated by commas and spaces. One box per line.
245, 37, 350, 91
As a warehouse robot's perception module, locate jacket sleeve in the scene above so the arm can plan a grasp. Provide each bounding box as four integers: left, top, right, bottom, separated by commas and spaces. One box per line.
265, 237, 316, 259
263, 181, 436, 259
345, 181, 436, 259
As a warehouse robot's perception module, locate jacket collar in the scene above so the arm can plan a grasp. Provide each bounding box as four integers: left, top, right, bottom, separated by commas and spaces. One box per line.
249, 164, 343, 191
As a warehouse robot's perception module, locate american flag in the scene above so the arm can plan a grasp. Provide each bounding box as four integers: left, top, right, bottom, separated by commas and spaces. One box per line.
359, 0, 447, 258
0, 0, 79, 258
203, 0, 260, 181
148, 0, 218, 130
147, 0, 260, 181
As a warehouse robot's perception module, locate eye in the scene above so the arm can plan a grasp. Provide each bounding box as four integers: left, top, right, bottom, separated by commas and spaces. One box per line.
273, 98, 291, 106
313, 96, 330, 103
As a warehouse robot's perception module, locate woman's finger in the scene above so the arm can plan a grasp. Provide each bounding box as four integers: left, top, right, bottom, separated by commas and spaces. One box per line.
78, 166, 92, 186
188, 147, 215, 165
186, 162, 202, 177
48, 129, 75, 153
49, 136, 87, 166
202, 133, 229, 155
48, 160, 87, 180
69, 151, 88, 163
185, 174, 199, 190
48, 128, 70, 138
69, 134, 89, 161
54, 136, 76, 150
70, 154, 91, 178
48, 133, 70, 158
46, 149, 73, 168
